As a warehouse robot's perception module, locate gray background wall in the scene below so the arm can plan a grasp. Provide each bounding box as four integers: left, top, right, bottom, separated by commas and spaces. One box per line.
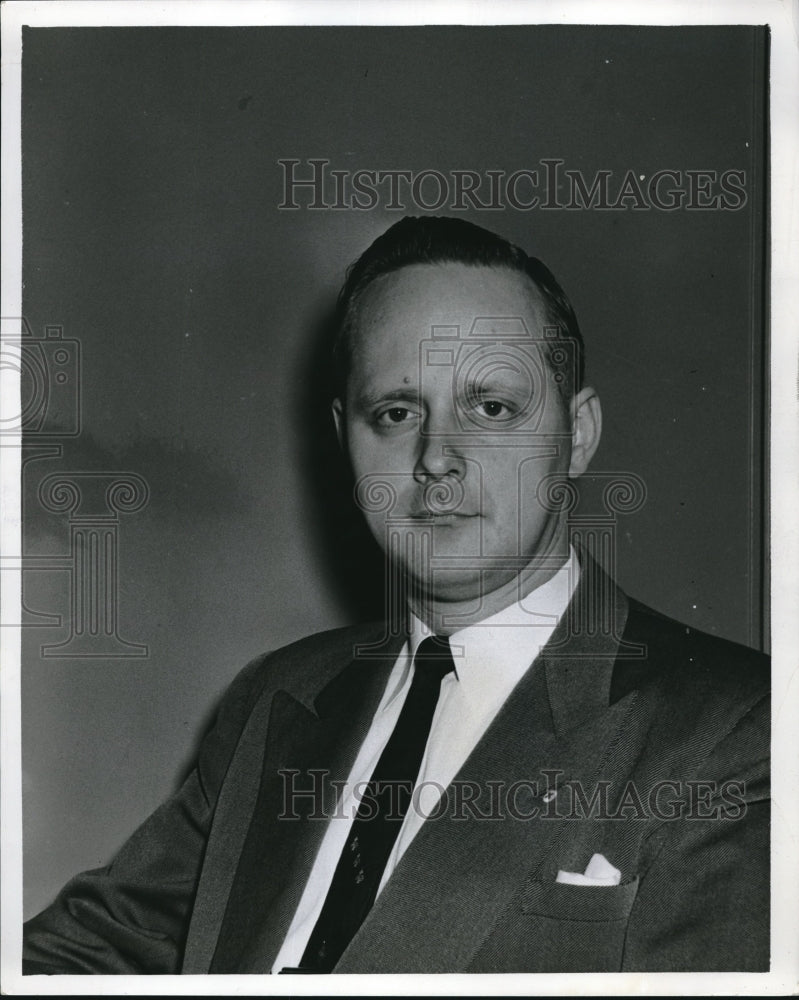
20, 25, 767, 917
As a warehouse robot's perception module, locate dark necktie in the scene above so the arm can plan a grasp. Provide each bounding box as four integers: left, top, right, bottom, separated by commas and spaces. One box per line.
297, 635, 455, 973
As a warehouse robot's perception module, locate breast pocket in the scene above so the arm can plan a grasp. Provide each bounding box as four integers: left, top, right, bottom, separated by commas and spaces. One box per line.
522, 876, 639, 920
518, 877, 640, 971
470, 876, 640, 973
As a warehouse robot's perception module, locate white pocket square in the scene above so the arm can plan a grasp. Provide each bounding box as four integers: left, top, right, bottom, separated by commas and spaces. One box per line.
555, 852, 621, 886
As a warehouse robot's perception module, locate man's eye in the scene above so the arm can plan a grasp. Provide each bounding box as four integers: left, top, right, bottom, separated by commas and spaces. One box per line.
377, 407, 413, 426
476, 399, 511, 419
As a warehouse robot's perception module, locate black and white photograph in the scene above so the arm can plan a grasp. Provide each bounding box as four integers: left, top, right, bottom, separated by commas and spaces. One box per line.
1, 1, 797, 993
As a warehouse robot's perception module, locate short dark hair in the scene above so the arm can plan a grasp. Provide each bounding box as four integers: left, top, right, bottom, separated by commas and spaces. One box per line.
332, 215, 585, 405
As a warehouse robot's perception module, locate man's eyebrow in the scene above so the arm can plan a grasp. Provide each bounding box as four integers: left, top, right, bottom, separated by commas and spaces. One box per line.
353, 387, 421, 409
461, 374, 533, 397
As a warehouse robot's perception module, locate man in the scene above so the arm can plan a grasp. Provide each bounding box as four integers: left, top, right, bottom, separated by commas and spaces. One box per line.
23, 216, 769, 974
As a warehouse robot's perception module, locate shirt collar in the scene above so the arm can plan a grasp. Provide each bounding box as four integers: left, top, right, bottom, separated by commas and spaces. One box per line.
402, 547, 580, 707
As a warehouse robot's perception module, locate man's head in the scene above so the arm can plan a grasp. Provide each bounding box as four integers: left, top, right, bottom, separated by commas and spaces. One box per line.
332, 216, 585, 409
331, 217, 602, 620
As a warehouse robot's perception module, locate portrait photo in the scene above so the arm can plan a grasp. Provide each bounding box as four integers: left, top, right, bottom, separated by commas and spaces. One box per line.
2, 1, 796, 994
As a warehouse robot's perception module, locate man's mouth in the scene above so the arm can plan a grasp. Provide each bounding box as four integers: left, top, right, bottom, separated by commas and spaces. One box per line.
410, 479, 475, 520
407, 509, 480, 521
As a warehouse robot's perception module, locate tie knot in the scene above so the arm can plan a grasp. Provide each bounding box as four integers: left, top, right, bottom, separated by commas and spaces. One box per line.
413, 635, 456, 683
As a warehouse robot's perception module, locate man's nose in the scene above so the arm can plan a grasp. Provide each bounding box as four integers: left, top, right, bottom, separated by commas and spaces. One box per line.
413, 412, 467, 482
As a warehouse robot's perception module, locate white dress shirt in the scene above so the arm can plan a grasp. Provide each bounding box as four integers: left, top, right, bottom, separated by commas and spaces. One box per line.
272, 549, 580, 972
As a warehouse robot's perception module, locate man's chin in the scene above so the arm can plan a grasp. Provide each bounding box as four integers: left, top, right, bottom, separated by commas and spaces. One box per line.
405, 566, 520, 607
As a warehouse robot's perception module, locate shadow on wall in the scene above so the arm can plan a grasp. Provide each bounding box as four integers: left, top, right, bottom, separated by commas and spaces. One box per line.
294, 301, 387, 626
20, 308, 388, 802
22, 429, 248, 530
172, 305, 388, 788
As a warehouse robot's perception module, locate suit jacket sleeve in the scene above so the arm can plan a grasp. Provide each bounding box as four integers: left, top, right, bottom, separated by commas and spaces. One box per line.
622, 693, 770, 971
22, 653, 268, 975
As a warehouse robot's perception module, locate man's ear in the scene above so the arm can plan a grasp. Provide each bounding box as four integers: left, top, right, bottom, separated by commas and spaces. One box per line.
568, 387, 602, 477
332, 397, 345, 450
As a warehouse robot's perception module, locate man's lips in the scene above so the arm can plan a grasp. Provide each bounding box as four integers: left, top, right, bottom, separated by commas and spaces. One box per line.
406, 509, 480, 520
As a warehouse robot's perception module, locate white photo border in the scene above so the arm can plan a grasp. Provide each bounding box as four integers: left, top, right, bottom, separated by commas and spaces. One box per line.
2, 1, 796, 995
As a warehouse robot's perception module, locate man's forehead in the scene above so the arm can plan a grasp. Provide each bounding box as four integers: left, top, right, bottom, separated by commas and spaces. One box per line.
352, 262, 549, 347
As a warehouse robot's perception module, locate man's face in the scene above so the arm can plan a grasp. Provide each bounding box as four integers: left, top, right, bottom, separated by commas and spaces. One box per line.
335, 262, 582, 606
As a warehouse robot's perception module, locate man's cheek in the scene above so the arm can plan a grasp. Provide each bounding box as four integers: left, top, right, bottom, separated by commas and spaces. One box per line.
352, 449, 420, 504
363, 512, 390, 549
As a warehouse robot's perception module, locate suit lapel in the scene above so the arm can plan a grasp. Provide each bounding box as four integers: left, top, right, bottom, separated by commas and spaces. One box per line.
336, 555, 639, 973
207, 637, 402, 973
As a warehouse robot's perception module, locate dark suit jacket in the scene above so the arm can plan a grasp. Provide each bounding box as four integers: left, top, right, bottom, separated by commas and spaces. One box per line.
23, 556, 769, 974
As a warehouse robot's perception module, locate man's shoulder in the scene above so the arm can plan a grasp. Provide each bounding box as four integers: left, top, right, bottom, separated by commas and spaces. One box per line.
616, 595, 769, 725
625, 596, 768, 668
227, 620, 391, 708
